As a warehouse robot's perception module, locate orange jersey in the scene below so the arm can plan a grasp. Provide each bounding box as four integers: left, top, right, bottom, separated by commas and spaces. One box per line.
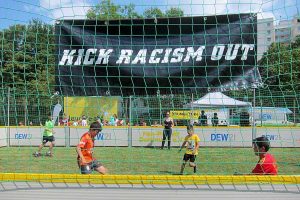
252, 153, 278, 175
77, 132, 95, 164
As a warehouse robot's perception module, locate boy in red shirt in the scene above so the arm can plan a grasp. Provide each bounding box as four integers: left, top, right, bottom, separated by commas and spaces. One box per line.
76, 122, 107, 174
251, 136, 278, 175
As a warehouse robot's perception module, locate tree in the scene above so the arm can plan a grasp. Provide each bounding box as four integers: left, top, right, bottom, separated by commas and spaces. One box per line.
0, 19, 55, 97
86, 1, 184, 20
0, 19, 56, 125
143, 7, 164, 18
120, 3, 141, 19
165, 7, 184, 17
259, 39, 300, 92
86, 0, 122, 20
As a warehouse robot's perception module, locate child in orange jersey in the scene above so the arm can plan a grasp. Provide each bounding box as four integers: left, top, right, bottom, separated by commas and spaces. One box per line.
76, 122, 107, 174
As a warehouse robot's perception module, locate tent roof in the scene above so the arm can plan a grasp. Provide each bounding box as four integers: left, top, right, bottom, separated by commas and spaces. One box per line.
186, 92, 251, 107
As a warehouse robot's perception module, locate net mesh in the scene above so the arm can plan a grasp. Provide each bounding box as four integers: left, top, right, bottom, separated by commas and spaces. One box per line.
0, 0, 299, 184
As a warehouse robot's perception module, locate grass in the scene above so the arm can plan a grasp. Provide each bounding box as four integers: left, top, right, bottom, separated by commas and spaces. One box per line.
0, 147, 299, 175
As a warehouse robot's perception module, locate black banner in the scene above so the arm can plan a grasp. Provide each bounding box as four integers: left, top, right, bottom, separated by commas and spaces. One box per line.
55, 14, 258, 96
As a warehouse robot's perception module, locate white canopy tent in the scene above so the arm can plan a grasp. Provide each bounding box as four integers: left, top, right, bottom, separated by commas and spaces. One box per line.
184, 92, 252, 108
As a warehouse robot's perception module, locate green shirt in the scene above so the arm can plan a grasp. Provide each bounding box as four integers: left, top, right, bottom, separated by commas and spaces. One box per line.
43, 120, 54, 136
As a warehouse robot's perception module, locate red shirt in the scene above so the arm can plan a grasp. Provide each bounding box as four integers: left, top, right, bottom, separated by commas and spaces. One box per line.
252, 153, 278, 175
77, 132, 95, 164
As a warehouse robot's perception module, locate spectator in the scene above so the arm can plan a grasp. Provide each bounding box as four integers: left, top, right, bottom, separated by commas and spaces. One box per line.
160, 111, 174, 150
240, 110, 250, 126
102, 119, 108, 126
117, 118, 124, 126
73, 121, 79, 126
139, 118, 147, 126
81, 115, 88, 126
96, 116, 101, 124
29, 121, 33, 126
62, 113, 68, 126
198, 110, 207, 126
109, 114, 118, 126
18, 121, 24, 126
151, 121, 161, 127
211, 113, 219, 126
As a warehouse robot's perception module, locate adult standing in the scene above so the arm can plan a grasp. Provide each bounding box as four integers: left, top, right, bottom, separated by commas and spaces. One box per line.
160, 111, 174, 150
198, 110, 207, 126
211, 113, 219, 126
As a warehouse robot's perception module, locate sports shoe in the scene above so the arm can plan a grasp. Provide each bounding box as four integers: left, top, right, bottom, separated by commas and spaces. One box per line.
45, 152, 53, 157
33, 152, 41, 157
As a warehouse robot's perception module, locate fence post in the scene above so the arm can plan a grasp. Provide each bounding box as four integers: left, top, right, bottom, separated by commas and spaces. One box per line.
128, 96, 132, 147
7, 87, 10, 147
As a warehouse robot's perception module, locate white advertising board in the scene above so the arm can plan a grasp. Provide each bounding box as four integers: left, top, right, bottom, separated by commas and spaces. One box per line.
131, 127, 253, 147
256, 127, 300, 147
69, 127, 128, 147
9, 127, 66, 146
131, 127, 300, 147
0, 126, 298, 148
0, 128, 7, 147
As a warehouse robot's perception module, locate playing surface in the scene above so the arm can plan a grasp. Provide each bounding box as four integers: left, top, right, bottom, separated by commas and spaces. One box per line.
1, 147, 299, 175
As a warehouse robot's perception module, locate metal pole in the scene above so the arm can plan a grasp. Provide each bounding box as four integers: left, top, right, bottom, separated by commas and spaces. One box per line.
24, 99, 27, 126
128, 96, 132, 147
191, 93, 194, 125
260, 98, 263, 127
157, 90, 162, 125
7, 87, 10, 147
252, 87, 256, 140
129, 96, 132, 126
7, 87, 10, 127
294, 99, 296, 125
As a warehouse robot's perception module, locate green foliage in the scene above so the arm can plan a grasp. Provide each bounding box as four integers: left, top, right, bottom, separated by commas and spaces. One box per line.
165, 7, 184, 17
120, 3, 141, 19
0, 19, 55, 126
86, 0, 122, 20
259, 38, 300, 92
86, 1, 184, 19
143, 7, 165, 18
0, 19, 55, 97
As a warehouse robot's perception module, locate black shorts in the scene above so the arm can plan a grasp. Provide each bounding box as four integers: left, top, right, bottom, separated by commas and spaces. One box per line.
79, 160, 103, 174
183, 154, 196, 162
42, 136, 55, 144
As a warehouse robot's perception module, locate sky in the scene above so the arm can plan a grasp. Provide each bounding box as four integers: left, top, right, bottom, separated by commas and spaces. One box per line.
0, 0, 299, 30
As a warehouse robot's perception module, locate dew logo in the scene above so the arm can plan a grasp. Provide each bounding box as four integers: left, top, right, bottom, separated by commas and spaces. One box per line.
95, 132, 112, 141
15, 133, 32, 139
262, 134, 280, 141
261, 114, 272, 121
211, 133, 235, 141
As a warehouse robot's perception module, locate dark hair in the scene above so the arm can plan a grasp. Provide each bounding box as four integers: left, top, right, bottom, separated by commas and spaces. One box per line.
253, 136, 270, 152
90, 121, 102, 131
187, 124, 194, 131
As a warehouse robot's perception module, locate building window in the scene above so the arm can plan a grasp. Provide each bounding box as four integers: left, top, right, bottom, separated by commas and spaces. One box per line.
267, 38, 271, 42
267, 22, 271, 26
267, 30, 271, 34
